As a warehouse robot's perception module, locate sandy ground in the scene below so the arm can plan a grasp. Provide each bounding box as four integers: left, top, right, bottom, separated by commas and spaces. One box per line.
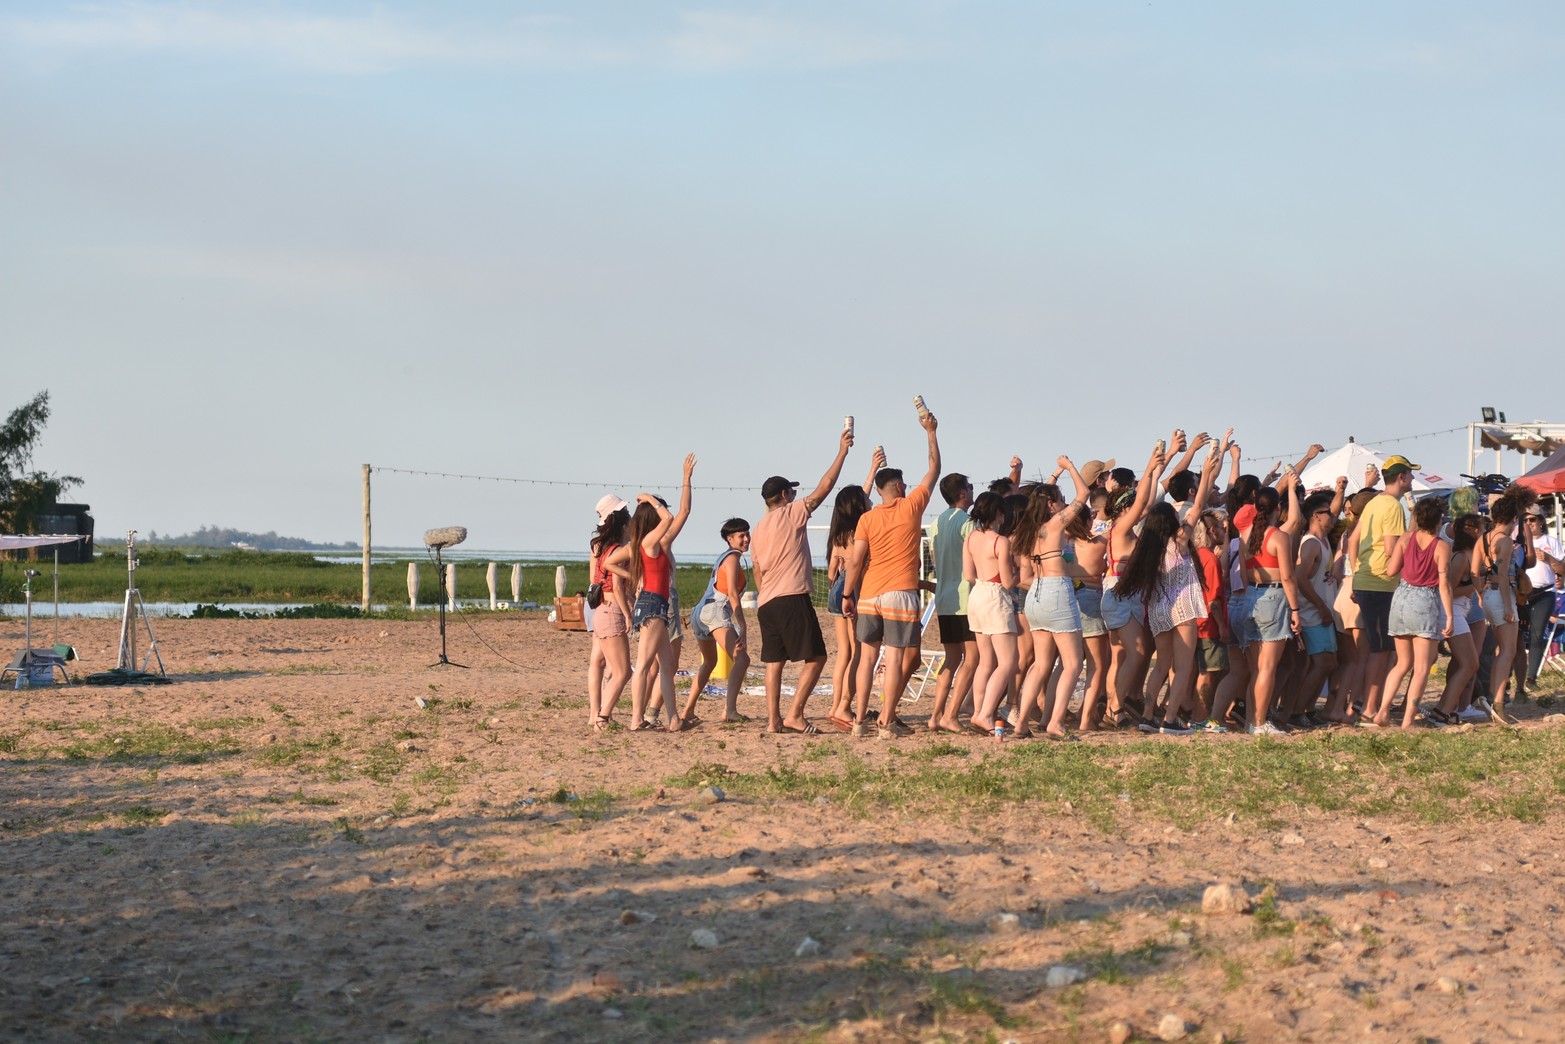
4, 612, 1565, 1042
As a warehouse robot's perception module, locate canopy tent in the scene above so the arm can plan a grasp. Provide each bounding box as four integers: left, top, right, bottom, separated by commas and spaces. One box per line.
1477, 425, 1565, 457
1296, 442, 1456, 495
1, 534, 85, 551
1514, 445, 1565, 494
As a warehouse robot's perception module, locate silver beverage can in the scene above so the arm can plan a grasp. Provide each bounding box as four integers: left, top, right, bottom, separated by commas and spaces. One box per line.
913, 394, 928, 417
844, 415, 854, 437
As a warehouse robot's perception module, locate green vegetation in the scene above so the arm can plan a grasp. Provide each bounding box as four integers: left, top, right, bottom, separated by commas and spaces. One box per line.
0, 547, 712, 608
666, 727, 1565, 829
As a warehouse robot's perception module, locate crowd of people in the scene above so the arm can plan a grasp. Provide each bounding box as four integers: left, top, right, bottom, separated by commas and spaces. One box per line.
583, 413, 1559, 740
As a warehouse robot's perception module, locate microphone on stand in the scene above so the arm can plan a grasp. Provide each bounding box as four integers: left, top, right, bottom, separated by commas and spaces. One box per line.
424, 526, 468, 668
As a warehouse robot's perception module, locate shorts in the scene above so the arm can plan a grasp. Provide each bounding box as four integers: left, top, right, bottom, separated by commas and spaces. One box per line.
1463, 593, 1485, 627
966, 581, 1017, 636
667, 588, 683, 641
826, 572, 845, 617
1101, 587, 1145, 631
631, 591, 671, 633
1076, 585, 1107, 638
757, 593, 827, 663
1451, 595, 1473, 637
691, 597, 734, 641
1355, 588, 1395, 654
1301, 623, 1337, 656
937, 613, 974, 644
1389, 582, 1444, 640
594, 601, 628, 639
1332, 577, 1361, 631
1250, 585, 1293, 644
1481, 588, 1512, 628
855, 589, 923, 649
1198, 638, 1229, 674
1024, 575, 1082, 633
1227, 589, 1258, 648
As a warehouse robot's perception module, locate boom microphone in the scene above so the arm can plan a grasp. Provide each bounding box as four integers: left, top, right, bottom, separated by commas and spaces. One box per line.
423, 526, 468, 550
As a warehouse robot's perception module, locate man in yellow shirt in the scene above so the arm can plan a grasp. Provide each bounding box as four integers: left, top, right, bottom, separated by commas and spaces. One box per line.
1352, 455, 1416, 721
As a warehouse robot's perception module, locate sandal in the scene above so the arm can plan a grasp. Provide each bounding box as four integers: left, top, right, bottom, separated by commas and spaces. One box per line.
629, 720, 657, 732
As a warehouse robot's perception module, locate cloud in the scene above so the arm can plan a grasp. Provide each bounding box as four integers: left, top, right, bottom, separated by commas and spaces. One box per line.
0, 2, 909, 75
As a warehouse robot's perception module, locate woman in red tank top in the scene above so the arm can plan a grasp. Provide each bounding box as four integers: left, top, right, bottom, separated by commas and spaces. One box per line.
1376, 496, 1454, 729
588, 499, 633, 730
606, 454, 696, 731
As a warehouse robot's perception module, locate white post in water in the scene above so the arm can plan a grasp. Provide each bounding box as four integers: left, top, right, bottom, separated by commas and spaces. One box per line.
555, 565, 567, 598
406, 562, 419, 610
486, 563, 498, 609
511, 564, 523, 603
361, 464, 372, 613
446, 563, 457, 612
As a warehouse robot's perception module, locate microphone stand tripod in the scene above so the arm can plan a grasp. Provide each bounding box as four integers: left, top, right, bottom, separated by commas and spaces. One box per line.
429, 544, 466, 669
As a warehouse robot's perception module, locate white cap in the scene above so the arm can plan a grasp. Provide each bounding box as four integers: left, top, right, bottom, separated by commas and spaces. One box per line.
595, 494, 628, 524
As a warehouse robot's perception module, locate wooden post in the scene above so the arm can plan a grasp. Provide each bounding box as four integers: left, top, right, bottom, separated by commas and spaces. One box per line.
511, 564, 523, 603
361, 464, 372, 613
446, 563, 458, 612
406, 562, 419, 610
486, 563, 498, 609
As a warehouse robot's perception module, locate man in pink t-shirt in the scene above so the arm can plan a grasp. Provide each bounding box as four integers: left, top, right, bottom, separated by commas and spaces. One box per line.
751, 426, 855, 733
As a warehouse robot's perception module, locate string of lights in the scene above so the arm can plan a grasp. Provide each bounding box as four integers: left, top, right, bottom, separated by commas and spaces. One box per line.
1236, 425, 1471, 466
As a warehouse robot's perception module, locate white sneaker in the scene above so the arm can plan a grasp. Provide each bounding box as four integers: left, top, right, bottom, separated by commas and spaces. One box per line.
1249, 721, 1285, 736
1456, 706, 1487, 723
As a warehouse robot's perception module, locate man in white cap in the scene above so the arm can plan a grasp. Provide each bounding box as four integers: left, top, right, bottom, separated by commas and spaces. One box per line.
751, 426, 856, 733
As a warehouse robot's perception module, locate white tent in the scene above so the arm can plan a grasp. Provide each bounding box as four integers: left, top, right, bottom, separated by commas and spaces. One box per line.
1, 534, 84, 552
1296, 442, 1456, 495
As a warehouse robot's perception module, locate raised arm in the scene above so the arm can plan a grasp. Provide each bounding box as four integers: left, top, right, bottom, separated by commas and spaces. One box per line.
638, 493, 676, 555
804, 429, 853, 513
1190, 442, 1221, 518
861, 445, 887, 494
662, 454, 697, 545
1290, 443, 1324, 479
1115, 443, 1165, 537
1163, 430, 1209, 492
1008, 456, 1023, 489
1280, 467, 1306, 538
1226, 439, 1242, 489
1329, 475, 1348, 518
915, 411, 941, 497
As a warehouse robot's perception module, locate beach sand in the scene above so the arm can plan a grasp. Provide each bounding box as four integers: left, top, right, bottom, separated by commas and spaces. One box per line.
3, 613, 1564, 1041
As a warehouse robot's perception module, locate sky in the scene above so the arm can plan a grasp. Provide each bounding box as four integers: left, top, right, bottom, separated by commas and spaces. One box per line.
3, 1, 1562, 559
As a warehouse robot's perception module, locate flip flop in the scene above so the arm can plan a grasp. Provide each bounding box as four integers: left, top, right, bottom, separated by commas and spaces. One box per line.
827, 715, 855, 733
629, 721, 657, 732
720, 714, 752, 724
965, 722, 1000, 737
1044, 731, 1080, 743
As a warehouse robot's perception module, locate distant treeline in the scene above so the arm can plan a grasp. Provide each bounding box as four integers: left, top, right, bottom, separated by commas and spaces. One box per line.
143, 526, 356, 552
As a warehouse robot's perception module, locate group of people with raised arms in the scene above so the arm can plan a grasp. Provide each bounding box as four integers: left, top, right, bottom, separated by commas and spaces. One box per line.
585, 414, 1552, 738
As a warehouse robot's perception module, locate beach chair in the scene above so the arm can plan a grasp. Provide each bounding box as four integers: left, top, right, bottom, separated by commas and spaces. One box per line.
893, 598, 944, 702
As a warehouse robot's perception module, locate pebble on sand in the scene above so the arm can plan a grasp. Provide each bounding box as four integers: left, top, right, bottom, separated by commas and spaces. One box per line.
1157, 1013, 1191, 1040
795, 936, 822, 957
690, 928, 719, 949
1201, 883, 1253, 915
697, 786, 726, 805
1044, 965, 1086, 988
1108, 1020, 1133, 1044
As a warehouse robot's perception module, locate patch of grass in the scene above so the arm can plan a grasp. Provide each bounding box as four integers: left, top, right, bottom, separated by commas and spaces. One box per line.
256, 731, 342, 767
335, 818, 366, 844
359, 742, 408, 784
1221, 956, 1246, 991
1252, 887, 1293, 938
187, 716, 263, 731
55, 723, 239, 765
0, 732, 21, 754
1061, 941, 1168, 986
120, 805, 166, 826
925, 973, 1015, 1027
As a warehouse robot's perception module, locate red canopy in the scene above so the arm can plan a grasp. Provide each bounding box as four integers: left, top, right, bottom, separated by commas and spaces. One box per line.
1514, 446, 1565, 493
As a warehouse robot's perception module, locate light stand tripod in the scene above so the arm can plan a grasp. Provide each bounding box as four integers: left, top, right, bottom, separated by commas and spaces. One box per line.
116, 530, 166, 676
428, 544, 466, 669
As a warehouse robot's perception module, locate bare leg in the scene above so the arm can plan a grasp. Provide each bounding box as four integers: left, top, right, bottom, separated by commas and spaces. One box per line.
1374, 637, 1414, 727
1400, 636, 1439, 729
1251, 639, 1288, 727
1438, 633, 1476, 714
682, 638, 719, 721
600, 633, 631, 721
1014, 630, 1056, 737
587, 638, 606, 725
854, 639, 882, 728
1112, 619, 1151, 721
1047, 631, 1085, 736
1079, 632, 1111, 729
785, 656, 826, 729
830, 615, 857, 723
1160, 623, 1198, 725
630, 618, 669, 728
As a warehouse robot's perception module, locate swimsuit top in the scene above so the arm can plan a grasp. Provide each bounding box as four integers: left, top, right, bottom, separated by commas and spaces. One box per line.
640, 547, 672, 598
1245, 526, 1282, 571
714, 548, 747, 598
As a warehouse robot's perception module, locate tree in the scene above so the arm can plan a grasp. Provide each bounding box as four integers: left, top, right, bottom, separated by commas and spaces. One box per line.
0, 391, 80, 533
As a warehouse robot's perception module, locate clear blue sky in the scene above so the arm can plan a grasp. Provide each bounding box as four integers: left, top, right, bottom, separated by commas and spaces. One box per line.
3, 2, 1561, 556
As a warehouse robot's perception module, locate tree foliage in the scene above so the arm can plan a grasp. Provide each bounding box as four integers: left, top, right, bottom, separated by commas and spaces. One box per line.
1, 391, 80, 533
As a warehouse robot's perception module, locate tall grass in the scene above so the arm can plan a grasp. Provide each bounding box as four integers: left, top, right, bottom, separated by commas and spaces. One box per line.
0, 548, 712, 606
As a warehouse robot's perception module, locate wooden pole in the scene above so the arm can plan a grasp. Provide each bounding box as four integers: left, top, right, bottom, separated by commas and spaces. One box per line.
511, 564, 523, 603
361, 464, 372, 613
406, 562, 419, 610
486, 563, 498, 609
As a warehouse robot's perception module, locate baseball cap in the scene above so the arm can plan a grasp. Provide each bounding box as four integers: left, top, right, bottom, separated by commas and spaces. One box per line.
1381, 454, 1421, 478
761, 476, 800, 501
594, 494, 628, 523
1524, 505, 1546, 518
1080, 459, 1116, 486
1234, 504, 1258, 533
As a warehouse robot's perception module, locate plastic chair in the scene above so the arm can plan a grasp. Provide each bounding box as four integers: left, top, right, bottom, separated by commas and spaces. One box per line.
1542, 591, 1565, 675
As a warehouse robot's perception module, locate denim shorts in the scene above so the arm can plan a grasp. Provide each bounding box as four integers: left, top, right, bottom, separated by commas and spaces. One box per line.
1025, 575, 1082, 633
1481, 588, 1512, 628
1101, 586, 1145, 631
1076, 585, 1107, 638
1250, 585, 1293, 643
1301, 623, 1337, 656
690, 596, 733, 641
826, 572, 846, 617
1389, 582, 1443, 640
1451, 594, 1473, 637
631, 591, 671, 632
1227, 588, 1258, 648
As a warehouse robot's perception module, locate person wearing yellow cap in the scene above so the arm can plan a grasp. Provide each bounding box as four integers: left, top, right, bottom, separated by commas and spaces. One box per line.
1351, 455, 1417, 725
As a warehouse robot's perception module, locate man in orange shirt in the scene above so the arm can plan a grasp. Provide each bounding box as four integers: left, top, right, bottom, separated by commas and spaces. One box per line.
843, 409, 940, 738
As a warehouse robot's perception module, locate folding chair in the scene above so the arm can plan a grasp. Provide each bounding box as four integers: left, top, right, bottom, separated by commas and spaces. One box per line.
1541, 591, 1565, 675
871, 597, 944, 702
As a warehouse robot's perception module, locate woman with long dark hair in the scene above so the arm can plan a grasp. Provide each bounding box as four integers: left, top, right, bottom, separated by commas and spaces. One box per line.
1100, 443, 1167, 725
1375, 496, 1454, 728
1239, 475, 1305, 734
1012, 459, 1090, 739
1429, 512, 1482, 724
1067, 497, 1111, 729
963, 491, 1020, 734
824, 452, 883, 730
588, 496, 632, 730
605, 454, 696, 731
